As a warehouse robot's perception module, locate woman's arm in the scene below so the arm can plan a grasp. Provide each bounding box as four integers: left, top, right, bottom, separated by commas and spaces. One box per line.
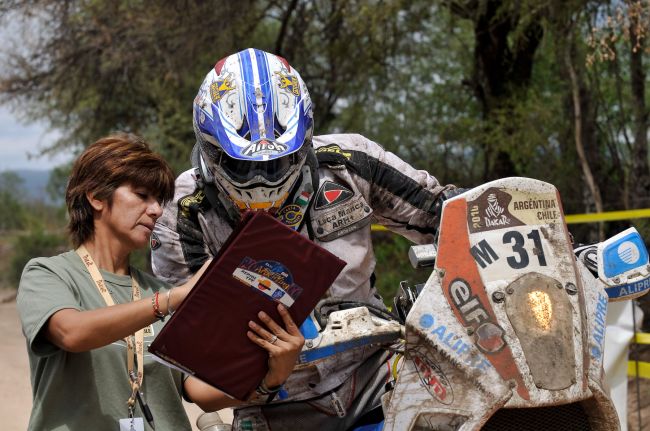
44, 259, 211, 352
184, 304, 304, 411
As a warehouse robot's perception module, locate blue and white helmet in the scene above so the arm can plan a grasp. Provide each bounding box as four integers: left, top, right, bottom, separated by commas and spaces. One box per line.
193, 48, 314, 212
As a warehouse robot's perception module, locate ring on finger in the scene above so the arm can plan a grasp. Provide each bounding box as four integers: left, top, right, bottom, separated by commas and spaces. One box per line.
268, 335, 278, 345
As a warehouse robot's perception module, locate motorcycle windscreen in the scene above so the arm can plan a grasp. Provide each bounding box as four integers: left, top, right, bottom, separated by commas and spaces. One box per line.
504, 272, 576, 390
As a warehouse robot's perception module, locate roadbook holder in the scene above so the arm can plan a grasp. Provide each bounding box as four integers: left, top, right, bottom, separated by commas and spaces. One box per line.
148, 211, 346, 400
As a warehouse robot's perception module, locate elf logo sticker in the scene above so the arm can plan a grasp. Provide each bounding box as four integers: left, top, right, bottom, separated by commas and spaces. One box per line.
315, 181, 353, 209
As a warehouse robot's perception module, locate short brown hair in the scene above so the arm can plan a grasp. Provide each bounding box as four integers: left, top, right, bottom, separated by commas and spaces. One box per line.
65, 133, 175, 248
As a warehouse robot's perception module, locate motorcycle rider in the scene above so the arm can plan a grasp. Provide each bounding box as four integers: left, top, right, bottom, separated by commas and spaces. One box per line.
151, 48, 456, 430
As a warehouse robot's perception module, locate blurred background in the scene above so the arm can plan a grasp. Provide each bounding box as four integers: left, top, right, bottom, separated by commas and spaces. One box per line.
0, 1, 648, 428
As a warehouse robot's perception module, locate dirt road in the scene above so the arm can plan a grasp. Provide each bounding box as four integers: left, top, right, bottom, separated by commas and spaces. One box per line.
0, 293, 231, 430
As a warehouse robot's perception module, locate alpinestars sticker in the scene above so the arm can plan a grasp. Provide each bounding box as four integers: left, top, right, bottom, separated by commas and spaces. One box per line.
315, 181, 353, 209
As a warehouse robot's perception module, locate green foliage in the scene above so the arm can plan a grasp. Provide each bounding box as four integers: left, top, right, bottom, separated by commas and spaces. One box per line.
0, 171, 28, 231
7, 228, 68, 288
372, 233, 433, 305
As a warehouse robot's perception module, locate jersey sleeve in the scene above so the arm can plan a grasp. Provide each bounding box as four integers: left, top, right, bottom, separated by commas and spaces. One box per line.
17, 258, 82, 357
151, 169, 211, 285
318, 134, 456, 244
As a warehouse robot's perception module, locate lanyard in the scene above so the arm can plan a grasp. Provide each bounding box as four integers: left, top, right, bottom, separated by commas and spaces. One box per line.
76, 245, 144, 413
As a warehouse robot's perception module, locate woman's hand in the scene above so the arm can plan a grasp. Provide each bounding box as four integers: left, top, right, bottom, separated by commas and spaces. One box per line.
247, 304, 305, 387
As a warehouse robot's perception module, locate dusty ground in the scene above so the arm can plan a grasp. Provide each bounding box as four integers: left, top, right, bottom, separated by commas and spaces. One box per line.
0, 290, 231, 430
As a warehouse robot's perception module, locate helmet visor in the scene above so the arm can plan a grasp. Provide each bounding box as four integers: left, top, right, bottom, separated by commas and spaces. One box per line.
211, 144, 308, 186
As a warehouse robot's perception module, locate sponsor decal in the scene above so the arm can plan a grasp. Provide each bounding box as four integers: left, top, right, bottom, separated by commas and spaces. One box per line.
210, 74, 236, 102
179, 190, 206, 218
274, 71, 300, 96
242, 140, 288, 157
412, 353, 454, 404
315, 144, 353, 160
315, 181, 353, 209
232, 257, 303, 307
605, 276, 650, 299
448, 278, 506, 353
150, 232, 161, 250
601, 230, 649, 278
276, 204, 303, 228
590, 293, 608, 360
467, 188, 525, 233
419, 313, 491, 371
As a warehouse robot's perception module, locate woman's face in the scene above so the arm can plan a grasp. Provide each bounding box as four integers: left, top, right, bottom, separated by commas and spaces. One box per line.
100, 184, 163, 250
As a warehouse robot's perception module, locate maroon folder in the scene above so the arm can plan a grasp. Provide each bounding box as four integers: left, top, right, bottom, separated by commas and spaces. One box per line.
149, 211, 346, 400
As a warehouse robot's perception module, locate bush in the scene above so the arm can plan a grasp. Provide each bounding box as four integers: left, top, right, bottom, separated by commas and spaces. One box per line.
9, 228, 68, 288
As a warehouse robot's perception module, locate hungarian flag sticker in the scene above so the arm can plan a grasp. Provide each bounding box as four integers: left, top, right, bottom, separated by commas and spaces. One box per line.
315, 181, 353, 209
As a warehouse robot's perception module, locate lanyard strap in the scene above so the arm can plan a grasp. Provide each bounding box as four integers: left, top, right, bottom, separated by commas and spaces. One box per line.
76, 245, 144, 410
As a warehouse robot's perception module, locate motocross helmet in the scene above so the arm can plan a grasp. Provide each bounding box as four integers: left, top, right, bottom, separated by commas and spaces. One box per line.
193, 48, 314, 212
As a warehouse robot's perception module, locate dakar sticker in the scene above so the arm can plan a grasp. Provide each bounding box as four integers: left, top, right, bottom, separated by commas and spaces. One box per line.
314, 181, 353, 210
150, 232, 161, 250
210, 73, 236, 102
232, 257, 303, 307
242, 140, 288, 157
274, 71, 300, 96
412, 353, 453, 405
467, 188, 525, 233
315, 144, 353, 160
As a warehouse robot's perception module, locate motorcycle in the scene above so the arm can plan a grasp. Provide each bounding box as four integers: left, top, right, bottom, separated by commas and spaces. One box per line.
199, 177, 650, 431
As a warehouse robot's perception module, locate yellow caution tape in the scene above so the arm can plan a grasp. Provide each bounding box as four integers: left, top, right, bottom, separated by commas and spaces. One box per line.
628, 360, 650, 379
370, 209, 650, 231
565, 208, 650, 224
635, 332, 650, 345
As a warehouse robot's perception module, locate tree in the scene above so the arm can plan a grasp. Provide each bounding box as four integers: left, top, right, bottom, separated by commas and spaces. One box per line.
0, 171, 28, 231
0, 0, 430, 174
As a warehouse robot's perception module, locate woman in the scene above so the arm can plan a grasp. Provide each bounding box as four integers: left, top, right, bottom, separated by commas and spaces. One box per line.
17, 133, 303, 430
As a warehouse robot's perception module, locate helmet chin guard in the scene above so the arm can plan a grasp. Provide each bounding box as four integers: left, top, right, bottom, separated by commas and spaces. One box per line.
192, 48, 314, 212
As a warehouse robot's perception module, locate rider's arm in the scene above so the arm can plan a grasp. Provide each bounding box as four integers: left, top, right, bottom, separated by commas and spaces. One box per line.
184, 304, 304, 411
317, 134, 455, 244
151, 169, 213, 285
359, 136, 455, 242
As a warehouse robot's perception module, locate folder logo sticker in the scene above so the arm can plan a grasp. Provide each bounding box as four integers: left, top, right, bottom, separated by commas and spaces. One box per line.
232, 257, 304, 307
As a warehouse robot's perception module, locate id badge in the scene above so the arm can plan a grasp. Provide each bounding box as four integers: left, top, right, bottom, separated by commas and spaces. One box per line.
119, 417, 144, 431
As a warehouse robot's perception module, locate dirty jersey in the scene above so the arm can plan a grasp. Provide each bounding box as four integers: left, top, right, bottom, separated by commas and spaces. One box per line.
17, 251, 191, 431
151, 133, 449, 402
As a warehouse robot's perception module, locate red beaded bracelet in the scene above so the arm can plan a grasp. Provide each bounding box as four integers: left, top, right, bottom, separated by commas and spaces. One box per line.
152, 291, 165, 321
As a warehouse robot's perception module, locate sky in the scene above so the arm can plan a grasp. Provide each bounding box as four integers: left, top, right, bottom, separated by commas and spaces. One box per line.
0, 105, 72, 172
0, 12, 73, 172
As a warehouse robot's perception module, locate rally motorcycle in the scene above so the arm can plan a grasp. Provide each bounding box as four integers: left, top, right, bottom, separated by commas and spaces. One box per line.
199, 177, 650, 431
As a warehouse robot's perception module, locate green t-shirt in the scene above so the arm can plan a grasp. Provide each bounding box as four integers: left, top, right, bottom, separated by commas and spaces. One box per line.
17, 250, 192, 431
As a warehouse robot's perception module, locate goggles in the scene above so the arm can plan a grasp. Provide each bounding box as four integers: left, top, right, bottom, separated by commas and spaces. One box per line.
202, 141, 309, 187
